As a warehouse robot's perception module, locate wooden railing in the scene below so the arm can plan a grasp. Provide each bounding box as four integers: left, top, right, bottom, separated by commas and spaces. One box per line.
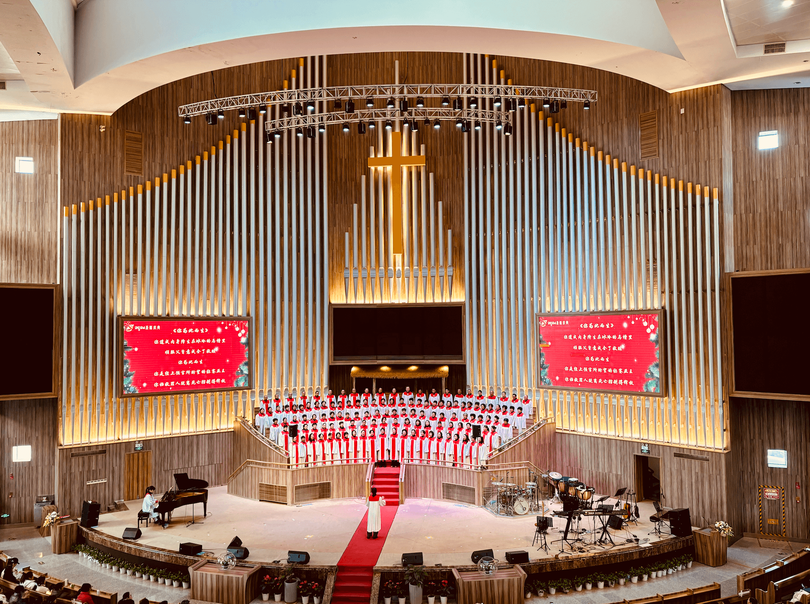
605, 583, 721, 604
737, 547, 810, 596
399, 462, 406, 505
227, 458, 289, 483
365, 459, 375, 498
236, 416, 290, 458
488, 416, 550, 461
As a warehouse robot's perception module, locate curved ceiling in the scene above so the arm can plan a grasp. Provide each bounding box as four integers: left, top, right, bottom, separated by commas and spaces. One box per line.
1, 0, 810, 119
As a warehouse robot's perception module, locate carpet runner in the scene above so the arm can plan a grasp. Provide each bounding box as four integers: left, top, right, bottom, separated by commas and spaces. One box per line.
331, 467, 400, 603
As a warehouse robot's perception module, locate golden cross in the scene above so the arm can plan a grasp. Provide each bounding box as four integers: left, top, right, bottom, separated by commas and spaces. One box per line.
367, 131, 426, 255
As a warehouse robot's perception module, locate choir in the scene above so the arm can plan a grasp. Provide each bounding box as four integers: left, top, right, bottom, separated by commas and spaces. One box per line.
254, 387, 534, 468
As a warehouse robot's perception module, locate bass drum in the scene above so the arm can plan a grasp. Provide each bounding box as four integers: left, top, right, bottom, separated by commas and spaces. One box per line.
513, 497, 530, 515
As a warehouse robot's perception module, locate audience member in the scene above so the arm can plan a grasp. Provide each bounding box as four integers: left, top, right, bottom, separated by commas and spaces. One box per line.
8, 586, 24, 604
2, 558, 20, 583
75, 583, 94, 604
118, 592, 134, 604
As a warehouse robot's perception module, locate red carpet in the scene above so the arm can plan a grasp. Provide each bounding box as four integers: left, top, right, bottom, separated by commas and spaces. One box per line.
331, 468, 400, 603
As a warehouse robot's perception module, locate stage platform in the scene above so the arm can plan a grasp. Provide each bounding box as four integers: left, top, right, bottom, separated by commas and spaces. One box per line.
93, 486, 682, 567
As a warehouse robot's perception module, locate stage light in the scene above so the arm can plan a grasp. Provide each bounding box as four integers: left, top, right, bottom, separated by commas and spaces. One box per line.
433, 119, 441, 130
217, 109, 225, 120
507, 98, 516, 112
453, 97, 462, 111
238, 107, 246, 118
504, 123, 513, 136
334, 99, 342, 110
343, 123, 350, 133
366, 97, 374, 108
265, 131, 272, 143
518, 97, 526, 109
358, 121, 366, 134
494, 96, 502, 108
273, 130, 282, 139
293, 103, 303, 115
368, 120, 376, 130
561, 100, 568, 109
307, 126, 315, 139
258, 105, 267, 115
473, 121, 481, 131
424, 117, 431, 128
456, 117, 463, 129
385, 120, 393, 130
296, 127, 303, 137
469, 96, 478, 108
318, 123, 326, 133
206, 113, 217, 126
442, 96, 450, 107
584, 100, 591, 110
306, 99, 315, 112
387, 97, 395, 108
400, 99, 409, 112
542, 98, 550, 108
247, 108, 257, 121
495, 120, 502, 131
282, 104, 290, 114
183, 115, 191, 125
404, 119, 411, 130
550, 100, 560, 114
346, 99, 355, 114
462, 119, 470, 133
412, 118, 419, 132
416, 96, 424, 108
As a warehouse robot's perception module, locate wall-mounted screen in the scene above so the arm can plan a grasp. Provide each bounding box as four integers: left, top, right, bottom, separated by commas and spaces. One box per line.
767, 449, 788, 469
536, 310, 664, 397
731, 270, 810, 400
117, 317, 251, 398
0, 284, 58, 400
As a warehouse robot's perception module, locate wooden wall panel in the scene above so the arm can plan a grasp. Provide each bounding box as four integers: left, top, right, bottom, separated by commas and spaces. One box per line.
0, 119, 59, 284
403, 464, 479, 501
123, 450, 152, 501
56, 430, 232, 517
487, 419, 556, 468
727, 397, 809, 540
731, 88, 810, 271
232, 419, 288, 473
227, 461, 367, 502
0, 398, 58, 524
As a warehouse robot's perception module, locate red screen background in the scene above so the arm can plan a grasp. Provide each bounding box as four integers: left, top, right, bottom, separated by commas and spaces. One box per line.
120, 318, 250, 396
537, 312, 661, 395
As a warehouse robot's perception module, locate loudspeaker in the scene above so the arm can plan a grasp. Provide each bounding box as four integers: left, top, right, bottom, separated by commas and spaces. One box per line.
472, 425, 481, 439
607, 515, 624, 530
179, 542, 202, 556
122, 527, 142, 540
289, 424, 298, 438
471, 549, 494, 564
561, 495, 579, 512
401, 552, 423, 566
227, 536, 249, 560
536, 516, 550, 531
80, 501, 101, 528
287, 551, 310, 564
505, 550, 529, 564
667, 508, 692, 537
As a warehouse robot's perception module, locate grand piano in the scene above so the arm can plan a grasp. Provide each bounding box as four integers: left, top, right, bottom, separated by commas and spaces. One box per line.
156, 473, 209, 523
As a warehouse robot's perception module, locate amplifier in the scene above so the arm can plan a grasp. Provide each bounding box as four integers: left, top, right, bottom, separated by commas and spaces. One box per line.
179, 542, 202, 556
505, 550, 529, 564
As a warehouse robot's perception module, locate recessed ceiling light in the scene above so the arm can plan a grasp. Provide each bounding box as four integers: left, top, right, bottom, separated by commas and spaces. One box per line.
783, 0, 794, 6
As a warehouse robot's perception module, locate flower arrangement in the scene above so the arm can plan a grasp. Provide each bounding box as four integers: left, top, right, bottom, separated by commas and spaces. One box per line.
42, 511, 59, 528
310, 581, 323, 598
424, 581, 437, 597
382, 580, 398, 598
261, 575, 284, 595
714, 521, 734, 537
298, 579, 312, 597
438, 579, 454, 597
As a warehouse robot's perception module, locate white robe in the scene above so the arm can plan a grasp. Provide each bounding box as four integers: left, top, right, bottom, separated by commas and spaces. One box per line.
366, 495, 387, 532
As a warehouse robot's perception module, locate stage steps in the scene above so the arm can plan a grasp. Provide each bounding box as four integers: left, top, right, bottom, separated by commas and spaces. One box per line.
370, 466, 400, 506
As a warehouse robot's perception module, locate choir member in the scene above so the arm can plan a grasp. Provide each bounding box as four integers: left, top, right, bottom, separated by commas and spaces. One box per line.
306, 434, 316, 467
461, 434, 472, 467
402, 387, 414, 405
428, 389, 440, 405
442, 389, 454, 406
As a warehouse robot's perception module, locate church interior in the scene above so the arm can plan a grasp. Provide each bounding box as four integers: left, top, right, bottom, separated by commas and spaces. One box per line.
1, 1, 809, 604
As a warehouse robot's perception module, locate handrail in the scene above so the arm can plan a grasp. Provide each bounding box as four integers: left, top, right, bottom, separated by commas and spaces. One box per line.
236, 416, 290, 458
227, 458, 290, 483
365, 459, 375, 499
402, 457, 482, 471
399, 462, 406, 505
487, 416, 550, 461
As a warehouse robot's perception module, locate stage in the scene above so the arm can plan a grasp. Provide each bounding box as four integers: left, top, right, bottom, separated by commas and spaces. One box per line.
94, 486, 682, 567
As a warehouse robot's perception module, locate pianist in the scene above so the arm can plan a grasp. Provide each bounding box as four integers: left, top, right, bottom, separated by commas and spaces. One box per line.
142, 486, 168, 528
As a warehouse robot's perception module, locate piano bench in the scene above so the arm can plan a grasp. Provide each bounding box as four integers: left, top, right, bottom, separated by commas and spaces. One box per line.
137, 511, 151, 528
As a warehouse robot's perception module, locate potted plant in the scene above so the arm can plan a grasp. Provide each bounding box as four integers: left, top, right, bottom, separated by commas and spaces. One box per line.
405, 564, 427, 604
260, 574, 274, 601
299, 579, 311, 604
585, 574, 593, 590
618, 572, 627, 586
607, 573, 616, 587
641, 566, 649, 581
282, 564, 298, 603
560, 578, 572, 594
686, 554, 693, 568
532, 580, 545, 597
439, 579, 452, 604
547, 579, 558, 595
149, 568, 157, 582
397, 580, 407, 604
382, 579, 396, 604
425, 580, 437, 604
574, 577, 583, 591
182, 572, 191, 589
596, 573, 605, 589
312, 580, 323, 604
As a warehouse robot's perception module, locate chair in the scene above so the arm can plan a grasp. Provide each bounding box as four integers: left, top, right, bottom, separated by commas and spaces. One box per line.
649, 501, 668, 536
137, 510, 151, 529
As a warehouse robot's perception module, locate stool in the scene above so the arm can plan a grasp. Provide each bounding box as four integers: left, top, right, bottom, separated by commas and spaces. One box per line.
137, 511, 151, 529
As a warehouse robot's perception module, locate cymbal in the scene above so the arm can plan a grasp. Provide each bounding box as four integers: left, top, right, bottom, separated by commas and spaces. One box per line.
525, 482, 537, 486
492, 482, 505, 486
549, 472, 562, 480
503, 483, 516, 487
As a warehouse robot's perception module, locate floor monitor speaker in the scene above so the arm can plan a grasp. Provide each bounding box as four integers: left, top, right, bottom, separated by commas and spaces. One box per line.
505, 551, 529, 564
668, 508, 692, 537
228, 547, 249, 560
179, 542, 202, 555
471, 549, 494, 564
607, 514, 624, 530
287, 551, 310, 564
80, 501, 101, 528
401, 552, 423, 566
122, 527, 142, 540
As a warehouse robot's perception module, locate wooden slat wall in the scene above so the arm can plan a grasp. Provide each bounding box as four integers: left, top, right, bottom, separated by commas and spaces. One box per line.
403, 464, 480, 501
487, 419, 556, 468
0, 398, 58, 524
231, 419, 288, 473
55, 431, 232, 517
726, 397, 809, 539
227, 462, 367, 502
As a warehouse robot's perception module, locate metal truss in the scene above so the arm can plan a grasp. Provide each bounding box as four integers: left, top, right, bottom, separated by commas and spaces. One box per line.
178, 83, 597, 118
262, 107, 510, 133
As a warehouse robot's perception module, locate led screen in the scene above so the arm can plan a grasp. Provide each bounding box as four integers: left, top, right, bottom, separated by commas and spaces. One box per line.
118, 317, 251, 397
536, 310, 664, 397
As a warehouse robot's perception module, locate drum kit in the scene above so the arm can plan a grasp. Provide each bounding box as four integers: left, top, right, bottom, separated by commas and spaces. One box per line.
547, 472, 595, 510
485, 472, 542, 516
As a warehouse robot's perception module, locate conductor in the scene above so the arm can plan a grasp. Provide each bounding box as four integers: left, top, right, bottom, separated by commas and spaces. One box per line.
366, 487, 386, 539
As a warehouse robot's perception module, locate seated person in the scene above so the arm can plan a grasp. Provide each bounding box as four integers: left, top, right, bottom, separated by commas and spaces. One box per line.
2, 558, 20, 583
118, 593, 134, 604
142, 485, 169, 528
20, 572, 37, 590
33, 576, 50, 595
75, 583, 94, 604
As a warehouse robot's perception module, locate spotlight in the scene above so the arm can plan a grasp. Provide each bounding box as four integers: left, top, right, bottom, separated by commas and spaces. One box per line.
507, 98, 516, 112
424, 117, 431, 128
412, 119, 419, 132
366, 97, 374, 108
258, 105, 267, 115
469, 96, 478, 108
518, 97, 526, 109
358, 121, 366, 134
183, 115, 191, 125
387, 97, 395, 109
293, 103, 303, 115
206, 113, 217, 126
307, 126, 316, 139
368, 120, 376, 130
346, 99, 355, 114
462, 120, 470, 133
584, 100, 591, 110
404, 119, 411, 130
306, 99, 315, 112
217, 109, 225, 120
561, 100, 568, 109
343, 123, 350, 133
550, 100, 560, 114
296, 127, 303, 137
442, 96, 450, 106
504, 123, 513, 136
474, 121, 481, 131
456, 117, 463, 129
433, 119, 441, 130
265, 131, 272, 144
494, 96, 502, 108
542, 98, 550, 108
385, 120, 393, 130
453, 97, 462, 111
318, 123, 326, 133
496, 120, 503, 131
334, 99, 342, 110
416, 97, 425, 108
282, 104, 290, 114
273, 130, 282, 139
238, 107, 246, 118
247, 108, 257, 121
399, 99, 409, 112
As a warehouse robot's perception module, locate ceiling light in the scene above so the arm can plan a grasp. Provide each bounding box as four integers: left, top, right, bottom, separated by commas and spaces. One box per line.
368, 120, 376, 129
346, 98, 355, 114
306, 99, 315, 112
358, 121, 366, 134
307, 126, 316, 138
456, 117, 463, 128
273, 130, 282, 139
461, 120, 469, 133
494, 96, 502, 108
293, 103, 303, 115
469, 96, 478, 108
247, 108, 257, 120
387, 97, 395, 108
400, 99, 409, 112
584, 100, 591, 110
495, 120, 502, 131
206, 113, 217, 126
542, 98, 550, 108
343, 123, 350, 132
442, 96, 450, 106
783, 0, 794, 7
550, 100, 560, 114
433, 119, 440, 130
366, 97, 374, 108
518, 97, 526, 109
507, 99, 516, 112
183, 115, 191, 125
334, 99, 342, 110
474, 121, 481, 131
282, 103, 290, 114
504, 123, 513, 136
561, 100, 568, 109
318, 123, 326, 133
265, 131, 272, 144
416, 97, 425, 108
453, 97, 462, 110
238, 107, 246, 118
296, 127, 303, 137
385, 120, 392, 130
412, 118, 419, 132
258, 105, 267, 115
217, 109, 225, 120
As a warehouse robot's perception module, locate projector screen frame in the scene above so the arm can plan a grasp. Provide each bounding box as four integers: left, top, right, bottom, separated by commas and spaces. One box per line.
0, 283, 59, 401
329, 302, 466, 365
729, 268, 810, 402
535, 308, 666, 398
116, 315, 253, 399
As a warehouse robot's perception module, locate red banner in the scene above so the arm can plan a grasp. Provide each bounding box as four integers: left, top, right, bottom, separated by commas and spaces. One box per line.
120, 318, 250, 397
537, 311, 662, 396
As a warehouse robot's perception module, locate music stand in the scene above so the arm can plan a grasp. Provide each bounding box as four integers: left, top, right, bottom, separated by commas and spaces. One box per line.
649, 501, 669, 536
532, 516, 552, 553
